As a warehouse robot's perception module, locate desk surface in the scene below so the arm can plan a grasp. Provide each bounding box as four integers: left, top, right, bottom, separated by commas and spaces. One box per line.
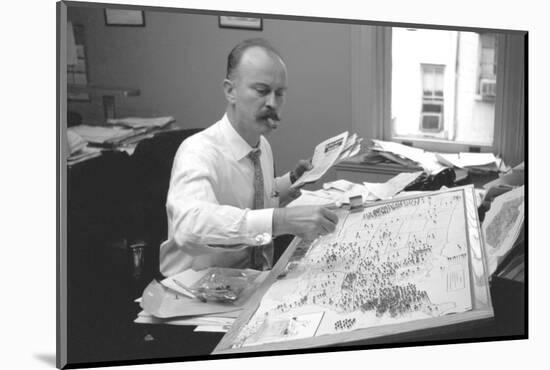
65, 157, 524, 366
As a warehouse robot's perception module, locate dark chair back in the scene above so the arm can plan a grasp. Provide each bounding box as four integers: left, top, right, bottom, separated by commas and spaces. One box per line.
130, 128, 203, 283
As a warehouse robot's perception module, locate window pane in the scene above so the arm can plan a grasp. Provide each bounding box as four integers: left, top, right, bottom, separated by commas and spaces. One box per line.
391, 28, 497, 147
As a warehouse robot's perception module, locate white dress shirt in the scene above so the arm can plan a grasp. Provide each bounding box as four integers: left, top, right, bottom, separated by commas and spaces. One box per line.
159, 114, 293, 277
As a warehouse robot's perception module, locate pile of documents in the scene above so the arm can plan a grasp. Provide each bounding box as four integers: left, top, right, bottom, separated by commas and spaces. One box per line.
67, 129, 102, 166
106, 116, 175, 129
70, 116, 174, 147
69, 124, 142, 146
66, 116, 176, 165
365, 139, 508, 175
289, 172, 424, 209
292, 131, 362, 188
135, 267, 268, 333
436, 152, 505, 173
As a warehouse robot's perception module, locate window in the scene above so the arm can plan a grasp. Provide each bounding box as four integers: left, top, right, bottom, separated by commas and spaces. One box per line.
350, 26, 524, 166
478, 33, 497, 100
391, 28, 498, 149
420, 64, 445, 133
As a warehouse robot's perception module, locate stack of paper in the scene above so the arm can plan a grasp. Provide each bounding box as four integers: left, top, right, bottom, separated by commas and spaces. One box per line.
366, 139, 508, 175
106, 116, 175, 129
290, 179, 371, 207
292, 131, 362, 188
436, 152, 504, 172
67, 146, 102, 166
371, 140, 446, 174
70, 124, 141, 145
289, 173, 423, 209
67, 128, 102, 166
136, 268, 268, 332
67, 129, 86, 155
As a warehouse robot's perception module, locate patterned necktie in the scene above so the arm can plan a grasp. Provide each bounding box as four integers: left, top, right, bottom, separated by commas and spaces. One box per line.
248, 148, 273, 270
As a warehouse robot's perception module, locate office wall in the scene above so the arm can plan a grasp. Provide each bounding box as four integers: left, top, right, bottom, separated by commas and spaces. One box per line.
68, 7, 353, 174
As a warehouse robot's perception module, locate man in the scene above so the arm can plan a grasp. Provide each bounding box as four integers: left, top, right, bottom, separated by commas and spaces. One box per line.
159, 38, 338, 277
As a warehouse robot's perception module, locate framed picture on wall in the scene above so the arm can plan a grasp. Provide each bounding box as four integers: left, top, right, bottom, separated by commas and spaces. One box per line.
104, 8, 145, 26
219, 16, 263, 30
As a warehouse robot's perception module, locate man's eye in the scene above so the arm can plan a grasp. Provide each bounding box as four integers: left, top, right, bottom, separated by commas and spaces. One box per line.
255, 88, 268, 95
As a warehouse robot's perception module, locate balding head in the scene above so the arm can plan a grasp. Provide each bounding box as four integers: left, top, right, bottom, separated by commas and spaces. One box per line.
226, 38, 285, 81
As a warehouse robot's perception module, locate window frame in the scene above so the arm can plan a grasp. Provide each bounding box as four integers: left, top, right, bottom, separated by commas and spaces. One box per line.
419, 63, 445, 134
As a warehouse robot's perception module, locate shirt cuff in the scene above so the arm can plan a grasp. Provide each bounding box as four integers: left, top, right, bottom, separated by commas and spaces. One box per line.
246, 208, 274, 245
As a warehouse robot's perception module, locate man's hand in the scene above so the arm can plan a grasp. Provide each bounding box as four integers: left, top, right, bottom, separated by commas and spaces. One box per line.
273, 206, 339, 240
290, 159, 313, 184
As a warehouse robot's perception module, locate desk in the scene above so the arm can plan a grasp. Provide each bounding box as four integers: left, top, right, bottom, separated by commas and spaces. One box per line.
65, 156, 524, 366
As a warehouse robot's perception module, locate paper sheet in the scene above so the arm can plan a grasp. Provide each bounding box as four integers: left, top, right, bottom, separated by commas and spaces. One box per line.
436, 152, 497, 169
67, 129, 86, 154
287, 189, 337, 207
135, 309, 235, 329
458, 152, 497, 167
161, 269, 210, 298
106, 116, 175, 129
372, 140, 445, 174
288, 184, 371, 208
292, 132, 349, 188
194, 325, 231, 333
363, 171, 423, 200
67, 146, 102, 166
337, 135, 363, 161
70, 124, 137, 144
141, 269, 270, 319
372, 139, 425, 159
323, 179, 356, 192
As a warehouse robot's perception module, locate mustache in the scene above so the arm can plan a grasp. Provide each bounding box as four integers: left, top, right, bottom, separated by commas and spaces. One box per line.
258, 110, 280, 121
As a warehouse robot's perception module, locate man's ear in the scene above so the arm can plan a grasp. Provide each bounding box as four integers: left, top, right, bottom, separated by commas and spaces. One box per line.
223, 79, 236, 104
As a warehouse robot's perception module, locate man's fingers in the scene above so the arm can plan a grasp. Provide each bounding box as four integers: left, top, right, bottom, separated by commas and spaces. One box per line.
296, 159, 313, 172
303, 159, 313, 170
318, 210, 338, 235
320, 220, 336, 234
321, 207, 339, 224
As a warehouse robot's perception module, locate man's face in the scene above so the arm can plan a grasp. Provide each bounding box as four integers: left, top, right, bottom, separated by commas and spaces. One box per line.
228, 47, 288, 136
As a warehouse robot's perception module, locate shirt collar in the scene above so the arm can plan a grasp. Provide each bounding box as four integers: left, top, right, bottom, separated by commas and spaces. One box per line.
219, 114, 259, 161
